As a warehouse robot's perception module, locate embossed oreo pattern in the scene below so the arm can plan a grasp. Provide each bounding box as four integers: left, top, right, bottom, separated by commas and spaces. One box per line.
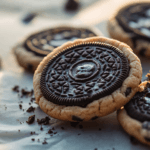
24, 28, 96, 56
125, 82, 150, 122
40, 43, 129, 106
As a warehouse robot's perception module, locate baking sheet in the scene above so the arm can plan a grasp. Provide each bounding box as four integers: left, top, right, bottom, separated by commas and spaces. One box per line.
0, 1, 150, 150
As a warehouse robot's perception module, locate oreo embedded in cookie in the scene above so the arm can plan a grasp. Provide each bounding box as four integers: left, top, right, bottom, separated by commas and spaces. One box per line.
125, 82, 150, 122
108, 2, 150, 57
33, 37, 142, 121
117, 75, 150, 146
13, 26, 101, 72
40, 43, 129, 106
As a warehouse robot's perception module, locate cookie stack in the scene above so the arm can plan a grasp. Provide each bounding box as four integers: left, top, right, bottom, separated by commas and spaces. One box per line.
12, 2, 150, 147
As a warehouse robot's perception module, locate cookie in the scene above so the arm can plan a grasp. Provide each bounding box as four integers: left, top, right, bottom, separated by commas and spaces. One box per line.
108, 2, 150, 57
13, 25, 101, 72
33, 37, 142, 122
117, 75, 150, 146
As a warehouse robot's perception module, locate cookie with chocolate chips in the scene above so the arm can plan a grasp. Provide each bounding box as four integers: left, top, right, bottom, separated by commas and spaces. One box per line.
13, 25, 101, 72
117, 75, 150, 146
108, 2, 150, 58
33, 37, 142, 122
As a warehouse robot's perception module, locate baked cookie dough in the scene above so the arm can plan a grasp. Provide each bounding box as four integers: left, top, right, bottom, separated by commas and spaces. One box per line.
108, 2, 150, 58
33, 37, 142, 122
117, 75, 150, 146
13, 25, 101, 72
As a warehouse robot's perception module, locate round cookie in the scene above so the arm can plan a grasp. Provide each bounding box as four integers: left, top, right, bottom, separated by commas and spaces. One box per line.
108, 2, 150, 58
117, 75, 150, 146
13, 25, 101, 72
33, 37, 142, 122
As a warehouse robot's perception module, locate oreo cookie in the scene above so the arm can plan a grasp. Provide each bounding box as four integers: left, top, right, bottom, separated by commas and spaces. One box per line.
24, 27, 97, 57
108, 2, 150, 57
40, 43, 129, 106
34, 37, 142, 121
13, 26, 101, 72
125, 82, 150, 122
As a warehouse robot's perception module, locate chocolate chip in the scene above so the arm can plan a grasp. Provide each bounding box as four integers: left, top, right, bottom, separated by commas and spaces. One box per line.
48, 129, 53, 134
31, 138, 35, 141
72, 116, 83, 122
125, 87, 132, 97
26, 115, 35, 124
19, 104, 22, 109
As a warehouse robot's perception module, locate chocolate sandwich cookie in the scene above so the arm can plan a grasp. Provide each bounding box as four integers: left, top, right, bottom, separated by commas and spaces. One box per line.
13, 25, 101, 72
108, 2, 150, 57
117, 75, 150, 146
33, 37, 142, 122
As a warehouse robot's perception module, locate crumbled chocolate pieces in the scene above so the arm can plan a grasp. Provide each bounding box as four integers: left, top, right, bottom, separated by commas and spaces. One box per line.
27, 106, 35, 113
26, 115, 35, 124
30, 97, 35, 102
31, 138, 35, 141
37, 116, 50, 125
42, 139, 48, 144
99, 128, 101, 131
19, 104, 22, 109
12, 85, 19, 92
40, 126, 43, 131
21, 89, 34, 97
48, 129, 53, 134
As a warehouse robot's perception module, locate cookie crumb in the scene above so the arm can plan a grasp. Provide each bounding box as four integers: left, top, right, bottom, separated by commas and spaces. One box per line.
99, 128, 101, 131
26, 106, 35, 112
31, 138, 35, 141
40, 126, 43, 131
12, 85, 19, 92
37, 116, 50, 125
19, 104, 22, 109
26, 115, 35, 124
48, 129, 53, 134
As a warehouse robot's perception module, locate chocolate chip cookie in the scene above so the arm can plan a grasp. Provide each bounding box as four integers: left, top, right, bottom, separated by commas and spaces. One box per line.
13, 25, 101, 72
118, 74, 150, 146
108, 2, 150, 57
33, 37, 142, 121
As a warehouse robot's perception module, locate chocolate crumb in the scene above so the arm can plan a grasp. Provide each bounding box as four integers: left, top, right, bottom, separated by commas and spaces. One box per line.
94, 148, 98, 150
26, 115, 35, 124
31, 97, 35, 102
70, 122, 79, 127
61, 127, 64, 130
78, 133, 81, 135
40, 126, 43, 131
29, 103, 31, 105
21, 89, 34, 97
19, 104, 22, 109
30, 131, 36, 135
27, 106, 35, 112
130, 136, 139, 145
48, 129, 53, 134
42, 140, 48, 144
12, 85, 19, 92
53, 132, 57, 134
18, 130, 20, 132
31, 138, 35, 141
99, 128, 101, 131
52, 127, 55, 130
37, 116, 50, 125
79, 125, 83, 129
